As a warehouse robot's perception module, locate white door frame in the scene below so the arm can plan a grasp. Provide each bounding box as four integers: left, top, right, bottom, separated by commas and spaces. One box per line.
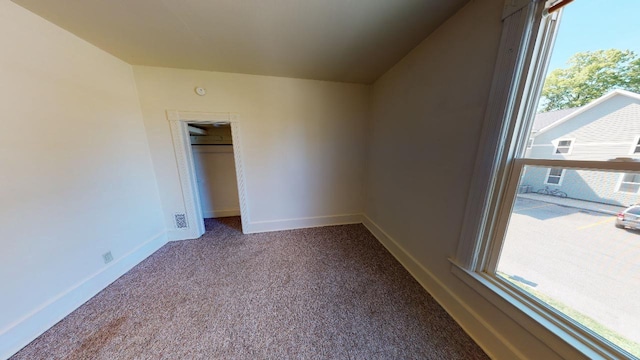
167, 110, 249, 237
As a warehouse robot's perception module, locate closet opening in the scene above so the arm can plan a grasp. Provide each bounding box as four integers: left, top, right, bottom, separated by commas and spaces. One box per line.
188, 122, 241, 225
168, 111, 249, 239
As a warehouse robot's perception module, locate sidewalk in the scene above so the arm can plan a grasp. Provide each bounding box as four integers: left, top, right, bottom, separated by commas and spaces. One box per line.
517, 192, 625, 215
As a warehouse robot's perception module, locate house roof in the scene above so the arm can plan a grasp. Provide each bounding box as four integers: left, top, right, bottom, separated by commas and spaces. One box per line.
532, 107, 582, 132
533, 89, 640, 136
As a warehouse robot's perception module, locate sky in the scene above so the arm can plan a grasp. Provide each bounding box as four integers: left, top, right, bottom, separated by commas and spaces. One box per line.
547, 0, 640, 72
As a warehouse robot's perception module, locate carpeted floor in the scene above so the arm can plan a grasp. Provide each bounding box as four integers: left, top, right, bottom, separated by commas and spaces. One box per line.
12, 217, 488, 359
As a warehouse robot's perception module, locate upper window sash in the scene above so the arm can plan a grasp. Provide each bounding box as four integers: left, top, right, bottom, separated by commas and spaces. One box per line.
455, 0, 557, 271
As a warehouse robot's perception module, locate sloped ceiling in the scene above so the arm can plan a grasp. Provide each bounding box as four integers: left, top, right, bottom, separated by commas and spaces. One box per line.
12, 0, 468, 84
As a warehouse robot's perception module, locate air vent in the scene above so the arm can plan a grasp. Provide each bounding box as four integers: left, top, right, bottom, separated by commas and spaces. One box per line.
174, 213, 188, 229
102, 251, 114, 264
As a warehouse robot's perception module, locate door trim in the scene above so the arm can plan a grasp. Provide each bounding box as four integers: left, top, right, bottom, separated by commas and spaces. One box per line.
167, 110, 249, 237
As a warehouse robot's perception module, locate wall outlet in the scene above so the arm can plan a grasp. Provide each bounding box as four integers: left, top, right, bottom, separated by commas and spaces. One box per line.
102, 251, 114, 264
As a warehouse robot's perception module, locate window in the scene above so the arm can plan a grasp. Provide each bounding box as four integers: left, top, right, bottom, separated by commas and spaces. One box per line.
632, 137, 640, 154
627, 206, 640, 216
618, 173, 640, 193
544, 168, 564, 185
554, 139, 572, 154
527, 137, 534, 148
453, 1, 640, 359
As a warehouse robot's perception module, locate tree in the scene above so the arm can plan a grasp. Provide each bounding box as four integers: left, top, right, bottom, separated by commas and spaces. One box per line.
540, 49, 640, 112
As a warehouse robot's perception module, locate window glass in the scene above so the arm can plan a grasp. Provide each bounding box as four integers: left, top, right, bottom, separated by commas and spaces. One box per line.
499, 166, 640, 356
545, 168, 563, 185
549, 168, 563, 176
619, 173, 640, 193
554, 140, 571, 154
627, 207, 640, 215
493, 1, 640, 356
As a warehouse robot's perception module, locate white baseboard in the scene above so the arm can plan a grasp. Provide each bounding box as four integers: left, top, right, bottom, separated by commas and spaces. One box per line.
245, 213, 363, 234
203, 209, 241, 218
361, 215, 521, 360
167, 228, 201, 242
0, 231, 168, 360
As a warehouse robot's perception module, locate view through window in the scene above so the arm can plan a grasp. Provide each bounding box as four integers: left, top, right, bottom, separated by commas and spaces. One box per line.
495, 1, 640, 357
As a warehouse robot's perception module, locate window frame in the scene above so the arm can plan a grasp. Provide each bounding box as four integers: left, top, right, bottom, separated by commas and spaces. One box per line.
526, 137, 534, 148
553, 138, 574, 155
452, 1, 640, 359
616, 172, 640, 194
629, 136, 640, 155
544, 167, 564, 185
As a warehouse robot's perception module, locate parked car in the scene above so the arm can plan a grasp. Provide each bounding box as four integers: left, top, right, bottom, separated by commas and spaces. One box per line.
615, 205, 640, 230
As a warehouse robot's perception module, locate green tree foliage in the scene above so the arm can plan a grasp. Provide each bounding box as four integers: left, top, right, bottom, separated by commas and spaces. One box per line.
541, 49, 640, 111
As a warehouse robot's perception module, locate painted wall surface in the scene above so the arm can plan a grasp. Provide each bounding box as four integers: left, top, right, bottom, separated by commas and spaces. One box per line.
133, 66, 369, 234
0, 1, 165, 356
192, 145, 241, 218
364, 0, 571, 358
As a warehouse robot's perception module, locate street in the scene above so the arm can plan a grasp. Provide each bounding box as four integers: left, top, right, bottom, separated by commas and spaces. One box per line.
497, 196, 640, 345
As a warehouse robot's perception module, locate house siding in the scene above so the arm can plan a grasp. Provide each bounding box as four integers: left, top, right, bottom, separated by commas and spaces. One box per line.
534, 96, 640, 155
522, 93, 640, 206
521, 167, 638, 206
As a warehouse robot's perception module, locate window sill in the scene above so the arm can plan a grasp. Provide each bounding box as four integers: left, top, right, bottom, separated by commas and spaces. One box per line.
449, 259, 630, 360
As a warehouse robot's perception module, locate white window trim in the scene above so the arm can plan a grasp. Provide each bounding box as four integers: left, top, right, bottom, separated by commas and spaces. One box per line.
629, 135, 640, 155
543, 167, 565, 186
615, 172, 640, 194
453, 1, 638, 359
552, 138, 574, 155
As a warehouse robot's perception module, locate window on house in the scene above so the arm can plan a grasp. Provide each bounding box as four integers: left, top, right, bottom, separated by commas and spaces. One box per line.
453, 1, 640, 359
544, 168, 563, 185
633, 138, 640, 154
618, 173, 640, 193
554, 139, 572, 154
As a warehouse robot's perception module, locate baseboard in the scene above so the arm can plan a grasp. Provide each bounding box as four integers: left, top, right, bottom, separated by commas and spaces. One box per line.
245, 213, 363, 234
203, 209, 241, 218
361, 215, 522, 360
0, 231, 168, 360
167, 228, 201, 242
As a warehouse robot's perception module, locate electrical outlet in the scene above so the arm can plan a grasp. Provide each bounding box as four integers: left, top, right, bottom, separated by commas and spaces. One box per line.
102, 251, 114, 264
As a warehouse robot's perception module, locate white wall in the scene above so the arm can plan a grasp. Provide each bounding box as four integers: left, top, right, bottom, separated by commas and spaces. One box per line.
0, 2, 166, 357
1, 0, 587, 358
192, 145, 241, 218
133, 66, 370, 235
364, 0, 570, 358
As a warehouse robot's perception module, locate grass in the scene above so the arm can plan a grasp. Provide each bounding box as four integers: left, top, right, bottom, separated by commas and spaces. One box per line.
498, 272, 640, 359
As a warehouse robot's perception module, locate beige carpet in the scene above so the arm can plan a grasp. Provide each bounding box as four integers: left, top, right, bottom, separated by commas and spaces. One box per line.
12, 217, 488, 359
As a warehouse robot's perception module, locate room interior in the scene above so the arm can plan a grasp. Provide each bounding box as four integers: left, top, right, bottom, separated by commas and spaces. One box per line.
1, 0, 581, 358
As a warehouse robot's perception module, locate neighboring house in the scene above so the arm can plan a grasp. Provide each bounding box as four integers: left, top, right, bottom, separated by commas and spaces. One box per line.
522, 89, 640, 206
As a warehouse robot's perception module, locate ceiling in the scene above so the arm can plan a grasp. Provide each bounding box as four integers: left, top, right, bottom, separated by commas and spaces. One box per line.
12, 0, 468, 84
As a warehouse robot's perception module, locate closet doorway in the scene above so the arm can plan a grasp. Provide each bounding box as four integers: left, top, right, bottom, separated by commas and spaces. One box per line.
168, 111, 249, 239
189, 123, 240, 219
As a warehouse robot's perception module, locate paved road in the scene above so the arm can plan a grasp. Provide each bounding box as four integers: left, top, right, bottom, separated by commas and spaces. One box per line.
497, 196, 640, 344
